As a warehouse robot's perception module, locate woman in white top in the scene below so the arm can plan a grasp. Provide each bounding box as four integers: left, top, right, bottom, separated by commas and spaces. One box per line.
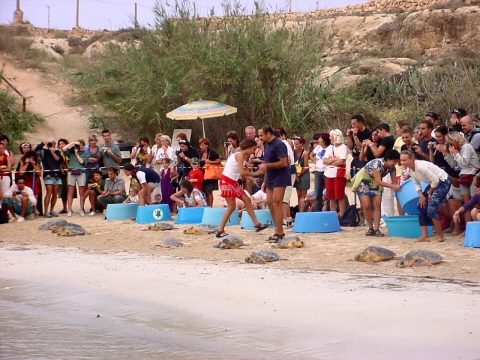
400, 150, 451, 243
443, 132, 479, 209
324, 129, 348, 217
154, 135, 176, 167
147, 134, 163, 173
310, 133, 331, 212
217, 138, 269, 238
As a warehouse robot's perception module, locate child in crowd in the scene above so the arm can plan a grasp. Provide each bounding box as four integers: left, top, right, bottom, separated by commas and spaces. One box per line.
124, 186, 139, 203
160, 158, 178, 212
186, 158, 204, 192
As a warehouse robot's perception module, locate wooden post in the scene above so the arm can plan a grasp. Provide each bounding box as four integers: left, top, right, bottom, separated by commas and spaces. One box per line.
135, 3, 138, 28
76, 0, 80, 28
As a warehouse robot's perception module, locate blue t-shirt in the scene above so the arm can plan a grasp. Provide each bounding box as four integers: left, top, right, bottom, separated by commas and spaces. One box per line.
264, 137, 291, 189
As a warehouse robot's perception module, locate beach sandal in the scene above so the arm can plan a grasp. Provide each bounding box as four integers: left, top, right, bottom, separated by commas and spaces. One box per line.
365, 228, 375, 236
374, 229, 384, 237
216, 230, 228, 238
254, 223, 269, 232
267, 233, 285, 243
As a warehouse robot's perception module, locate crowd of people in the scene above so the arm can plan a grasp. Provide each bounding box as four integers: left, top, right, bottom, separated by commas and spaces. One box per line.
1, 110, 479, 243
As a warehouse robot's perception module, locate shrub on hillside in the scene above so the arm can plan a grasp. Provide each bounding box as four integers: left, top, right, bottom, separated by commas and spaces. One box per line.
0, 89, 44, 146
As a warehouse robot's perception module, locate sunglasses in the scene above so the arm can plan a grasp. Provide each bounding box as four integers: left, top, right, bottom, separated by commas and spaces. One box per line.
17, 181, 26, 184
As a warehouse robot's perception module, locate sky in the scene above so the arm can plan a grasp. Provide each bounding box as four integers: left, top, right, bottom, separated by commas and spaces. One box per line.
0, 0, 367, 30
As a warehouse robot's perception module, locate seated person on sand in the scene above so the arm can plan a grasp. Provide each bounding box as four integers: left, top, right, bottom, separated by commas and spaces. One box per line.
453, 175, 480, 226
123, 163, 160, 206
439, 180, 464, 235
84, 169, 105, 216
3, 176, 37, 222
171, 180, 206, 208
222, 189, 267, 215
97, 167, 127, 209
124, 186, 140, 204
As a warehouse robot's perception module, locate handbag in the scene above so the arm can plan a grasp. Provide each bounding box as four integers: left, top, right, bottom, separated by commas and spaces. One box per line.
459, 174, 475, 187
70, 169, 82, 176
295, 149, 304, 174
324, 166, 337, 178
204, 163, 223, 180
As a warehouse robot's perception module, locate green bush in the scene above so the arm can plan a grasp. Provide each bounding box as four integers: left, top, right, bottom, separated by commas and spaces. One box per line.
75, 0, 325, 145
0, 89, 44, 146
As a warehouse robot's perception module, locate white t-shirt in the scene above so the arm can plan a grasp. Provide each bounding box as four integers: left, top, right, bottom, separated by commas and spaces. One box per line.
223, 152, 241, 181
154, 146, 176, 163
313, 145, 328, 172
282, 139, 295, 166
252, 189, 267, 202
332, 144, 348, 161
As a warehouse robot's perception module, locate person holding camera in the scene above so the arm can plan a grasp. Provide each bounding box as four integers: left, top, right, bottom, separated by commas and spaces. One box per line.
84, 169, 105, 216
177, 139, 199, 180
3, 177, 37, 222
347, 115, 373, 177
130, 136, 151, 167
100, 129, 122, 176
64, 140, 90, 217
16, 150, 41, 214
224, 131, 240, 159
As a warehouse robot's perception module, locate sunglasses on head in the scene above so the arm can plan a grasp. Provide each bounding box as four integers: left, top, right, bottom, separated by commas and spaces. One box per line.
178, 140, 187, 144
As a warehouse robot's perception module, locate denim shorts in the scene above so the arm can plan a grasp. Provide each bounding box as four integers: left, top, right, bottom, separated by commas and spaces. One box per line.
44, 174, 62, 186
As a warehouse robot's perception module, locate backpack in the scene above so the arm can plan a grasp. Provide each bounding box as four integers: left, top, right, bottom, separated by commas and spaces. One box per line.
339, 205, 360, 227
0, 205, 9, 224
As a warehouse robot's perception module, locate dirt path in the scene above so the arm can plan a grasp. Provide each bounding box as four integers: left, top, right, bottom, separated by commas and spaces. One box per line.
1, 58, 90, 144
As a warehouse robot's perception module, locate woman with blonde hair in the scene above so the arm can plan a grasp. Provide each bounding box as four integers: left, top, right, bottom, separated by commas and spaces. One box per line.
443, 131, 479, 232
323, 129, 348, 217
147, 133, 164, 173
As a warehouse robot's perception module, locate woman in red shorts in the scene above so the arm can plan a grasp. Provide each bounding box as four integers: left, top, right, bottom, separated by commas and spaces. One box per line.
216, 138, 269, 238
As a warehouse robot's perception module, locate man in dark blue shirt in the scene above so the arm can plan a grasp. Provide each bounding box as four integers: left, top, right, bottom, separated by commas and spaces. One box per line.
258, 125, 290, 243
123, 163, 160, 206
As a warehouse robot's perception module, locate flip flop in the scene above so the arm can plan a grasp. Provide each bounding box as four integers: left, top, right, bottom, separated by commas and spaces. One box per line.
216, 231, 228, 238
254, 223, 269, 232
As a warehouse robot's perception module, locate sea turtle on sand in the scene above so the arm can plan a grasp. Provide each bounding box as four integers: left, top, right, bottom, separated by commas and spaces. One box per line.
159, 237, 184, 248
245, 250, 280, 264
214, 235, 245, 249
52, 223, 86, 237
354, 246, 397, 265
274, 236, 305, 249
145, 222, 174, 231
183, 224, 218, 235
39, 219, 68, 230
396, 250, 443, 268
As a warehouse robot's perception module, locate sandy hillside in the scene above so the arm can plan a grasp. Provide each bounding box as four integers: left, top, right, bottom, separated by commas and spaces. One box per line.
1, 58, 90, 143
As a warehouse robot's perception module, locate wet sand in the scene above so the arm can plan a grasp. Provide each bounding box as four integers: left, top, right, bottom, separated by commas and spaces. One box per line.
1, 245, 480, 359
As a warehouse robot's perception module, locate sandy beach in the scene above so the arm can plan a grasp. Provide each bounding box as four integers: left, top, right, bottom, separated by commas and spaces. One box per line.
2, 244, 480, 359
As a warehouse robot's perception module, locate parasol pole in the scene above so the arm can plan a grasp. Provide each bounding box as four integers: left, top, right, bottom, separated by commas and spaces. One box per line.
201, 118, 206, 138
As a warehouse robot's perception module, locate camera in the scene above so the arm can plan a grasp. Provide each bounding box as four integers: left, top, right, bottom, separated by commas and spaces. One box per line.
310, 141, 315, 146
224, 141, 231, 146
73, 144, 80, 150
428, 141, 436, 148
138, 144, 144, 149
15, 191, 22, 195
349, 130, 354, 135
176, 149, 182, 155
46, 142, 53, 148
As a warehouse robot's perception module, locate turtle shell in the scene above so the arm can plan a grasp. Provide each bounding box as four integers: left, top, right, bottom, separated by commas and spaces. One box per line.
161, 237, 184, 248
